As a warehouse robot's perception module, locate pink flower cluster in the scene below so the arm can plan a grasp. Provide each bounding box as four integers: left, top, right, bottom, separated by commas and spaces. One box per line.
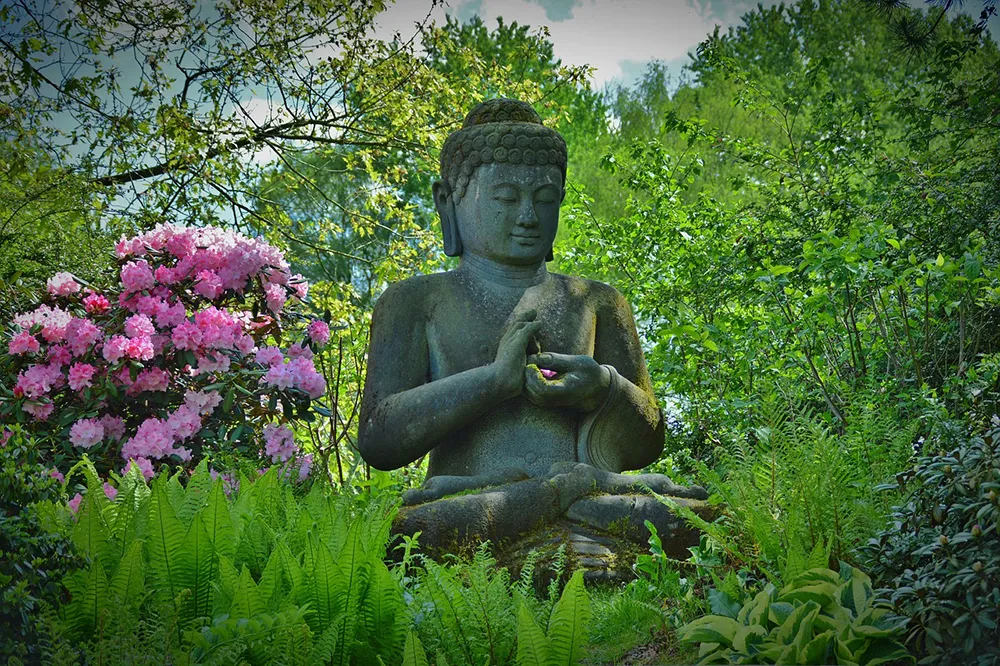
114, 224, 304, 314
4, 223, 326, 486
47, 272, 81, 296
308, 320, 331, 347
261, 352, 326, 399
263, 424, 297, 462
119, 390, 221, 467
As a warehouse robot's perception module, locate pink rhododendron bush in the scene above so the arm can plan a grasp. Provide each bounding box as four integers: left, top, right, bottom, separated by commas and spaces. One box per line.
0, 224, 332, 484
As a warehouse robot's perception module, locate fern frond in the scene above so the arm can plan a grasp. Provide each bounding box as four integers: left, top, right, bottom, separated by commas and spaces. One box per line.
402, 628, 430, 666
145, 479, 187, 611
200, 480, 236, 560
546, 569, 590, 665
516, 601, 551, 666
108, 540, 145, 609
177, 512, 218, 624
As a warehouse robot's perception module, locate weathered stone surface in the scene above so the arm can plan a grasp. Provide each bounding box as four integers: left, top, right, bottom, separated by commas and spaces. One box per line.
359, 98, 711, 573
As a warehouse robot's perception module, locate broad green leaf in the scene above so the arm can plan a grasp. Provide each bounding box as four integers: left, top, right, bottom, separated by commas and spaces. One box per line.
679, 615, 741, 646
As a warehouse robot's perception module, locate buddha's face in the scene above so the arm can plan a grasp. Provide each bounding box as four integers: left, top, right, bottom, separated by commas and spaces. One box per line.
452, 162, 563, 266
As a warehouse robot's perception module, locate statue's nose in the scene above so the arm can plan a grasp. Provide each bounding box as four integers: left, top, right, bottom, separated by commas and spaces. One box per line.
517, 202, 539, 227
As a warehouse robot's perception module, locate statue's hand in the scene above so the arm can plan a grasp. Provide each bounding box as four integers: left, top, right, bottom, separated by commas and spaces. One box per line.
524, 352, 611, 412
492, 309, 543, 400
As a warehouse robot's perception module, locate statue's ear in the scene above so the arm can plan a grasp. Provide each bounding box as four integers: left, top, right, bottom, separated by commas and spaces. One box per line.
433, 180, 462, 257
546, 247, 554, 262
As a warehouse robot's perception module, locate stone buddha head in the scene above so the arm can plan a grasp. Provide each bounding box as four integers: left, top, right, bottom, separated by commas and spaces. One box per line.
432, 99, 568, 266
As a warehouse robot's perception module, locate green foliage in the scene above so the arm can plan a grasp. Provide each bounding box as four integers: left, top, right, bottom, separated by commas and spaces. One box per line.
863, 423, 1000, 664
559, 0, 1000, 461
0, 427, 84, 664
680, 564, 911, 665
515, 569, 591, 666
44, 458, 405, 665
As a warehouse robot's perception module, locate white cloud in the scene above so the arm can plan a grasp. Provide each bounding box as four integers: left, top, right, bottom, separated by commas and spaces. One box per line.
376, 0, 742, 88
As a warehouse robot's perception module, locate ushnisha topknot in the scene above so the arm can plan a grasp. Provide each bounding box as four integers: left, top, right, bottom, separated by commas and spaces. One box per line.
439, 99, 568, 203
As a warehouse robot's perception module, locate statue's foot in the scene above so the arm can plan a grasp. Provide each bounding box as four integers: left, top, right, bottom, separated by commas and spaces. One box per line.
402, 467, 529, 505
545, 461, 709, 501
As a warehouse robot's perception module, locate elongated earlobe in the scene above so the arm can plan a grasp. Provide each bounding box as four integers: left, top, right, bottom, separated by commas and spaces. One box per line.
433, 181, 463, 257
546, 248, 554, 262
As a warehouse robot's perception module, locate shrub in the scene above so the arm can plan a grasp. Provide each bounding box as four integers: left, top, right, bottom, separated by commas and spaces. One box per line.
863, 423, 1000, 664
0, 224, 330, 483
679, 564, 911, 665
0, 427, 84, 664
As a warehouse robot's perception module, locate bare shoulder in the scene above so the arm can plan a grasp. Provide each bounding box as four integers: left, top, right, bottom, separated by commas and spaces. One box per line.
373, 272, 451, 316
548, 272, 628, 310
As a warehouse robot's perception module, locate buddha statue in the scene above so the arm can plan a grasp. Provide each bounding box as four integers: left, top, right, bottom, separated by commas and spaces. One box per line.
358, 99, 708, 572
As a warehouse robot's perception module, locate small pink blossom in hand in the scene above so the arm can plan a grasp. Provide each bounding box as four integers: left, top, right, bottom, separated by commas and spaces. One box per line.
540, 368, 558, 379
255, 346, 284, 367
70, 418, 105, 449
103, 482, 118, 501
49, 468, 65, 483
83, 293, 110, 314
68, 492, 83, 513
8, 331, 40, 356
68, 362, 97, 390
47, 272, 81, 296
124, 314, 155, 339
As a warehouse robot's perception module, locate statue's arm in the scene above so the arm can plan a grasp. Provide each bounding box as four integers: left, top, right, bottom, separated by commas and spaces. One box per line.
357, 281, 531, 471
580, 286, 665, 472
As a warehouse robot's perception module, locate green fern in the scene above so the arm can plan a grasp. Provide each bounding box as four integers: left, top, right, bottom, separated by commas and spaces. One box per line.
514, 569, 591, 666
402, 628, 430, 666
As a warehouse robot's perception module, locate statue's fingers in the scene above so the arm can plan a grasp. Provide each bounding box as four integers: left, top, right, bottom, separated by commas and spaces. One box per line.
526, 352, 577, 372
517, 320, 543, 343
509, 308, 537, 324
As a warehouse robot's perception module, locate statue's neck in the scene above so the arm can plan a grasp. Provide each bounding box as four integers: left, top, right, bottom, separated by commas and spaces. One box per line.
458, 253, 548, 288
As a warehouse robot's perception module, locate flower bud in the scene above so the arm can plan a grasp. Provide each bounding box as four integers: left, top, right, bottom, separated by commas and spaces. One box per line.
972, 524, 983, 538
938, 534, 949, 546
973, 561, 984, 573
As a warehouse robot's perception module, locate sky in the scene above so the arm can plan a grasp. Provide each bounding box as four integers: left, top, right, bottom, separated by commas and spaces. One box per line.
374, 0, 999, 91
375, 0, 762, 90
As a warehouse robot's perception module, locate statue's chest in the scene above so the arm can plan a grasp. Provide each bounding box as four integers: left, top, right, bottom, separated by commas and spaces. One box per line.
423, 281, 596, 379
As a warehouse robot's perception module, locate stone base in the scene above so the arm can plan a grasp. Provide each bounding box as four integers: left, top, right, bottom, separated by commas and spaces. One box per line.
390, 463, 714, 586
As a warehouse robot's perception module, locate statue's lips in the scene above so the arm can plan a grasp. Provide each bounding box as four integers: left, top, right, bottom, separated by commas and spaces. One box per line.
511, 233, 541, 241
